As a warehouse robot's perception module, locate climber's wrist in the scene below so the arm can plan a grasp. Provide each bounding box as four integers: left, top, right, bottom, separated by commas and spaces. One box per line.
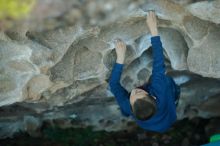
150, 29, 158, 36
116, 57, 125, 64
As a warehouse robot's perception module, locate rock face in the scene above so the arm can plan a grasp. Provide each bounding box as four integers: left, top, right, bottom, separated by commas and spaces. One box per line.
0, 0, 220, 138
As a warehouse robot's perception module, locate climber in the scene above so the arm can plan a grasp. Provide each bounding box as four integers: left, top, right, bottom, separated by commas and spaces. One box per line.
109, 11, 180, 133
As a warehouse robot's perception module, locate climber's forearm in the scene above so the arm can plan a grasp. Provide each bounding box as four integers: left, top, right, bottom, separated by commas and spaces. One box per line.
109, 63, 130, 117
116, 56, 125, 64
115, 38, 127, 64
146, 11, 165, 75
151, 36, 165, 75
146, 11, 158, 37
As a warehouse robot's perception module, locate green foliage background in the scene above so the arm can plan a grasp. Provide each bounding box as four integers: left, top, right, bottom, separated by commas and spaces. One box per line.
0, 0, 35, 20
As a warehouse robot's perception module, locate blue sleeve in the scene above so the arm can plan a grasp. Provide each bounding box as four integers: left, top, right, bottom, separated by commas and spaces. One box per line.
109, 63, 131, 116
150, 36, 166, 88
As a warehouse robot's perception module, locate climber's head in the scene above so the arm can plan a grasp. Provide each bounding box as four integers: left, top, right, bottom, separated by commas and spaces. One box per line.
130, 88, 156, 121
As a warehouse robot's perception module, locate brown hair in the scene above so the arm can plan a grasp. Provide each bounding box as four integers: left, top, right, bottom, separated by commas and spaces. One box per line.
132, 96, 156, 121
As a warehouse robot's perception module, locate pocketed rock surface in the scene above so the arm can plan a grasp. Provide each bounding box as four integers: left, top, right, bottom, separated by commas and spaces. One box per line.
0, 0, 220, 138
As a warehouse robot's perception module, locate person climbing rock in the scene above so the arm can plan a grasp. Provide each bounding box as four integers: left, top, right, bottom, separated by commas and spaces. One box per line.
109, 11, 180, 133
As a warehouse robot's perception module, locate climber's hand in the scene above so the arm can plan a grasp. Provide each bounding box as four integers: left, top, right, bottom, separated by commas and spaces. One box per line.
146, 11, 158, 36
114, 38, 127, 64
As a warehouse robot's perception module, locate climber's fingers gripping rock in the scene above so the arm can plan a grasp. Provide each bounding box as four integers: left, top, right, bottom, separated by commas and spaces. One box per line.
146, 11, 158, 36
114, 38, 127, 64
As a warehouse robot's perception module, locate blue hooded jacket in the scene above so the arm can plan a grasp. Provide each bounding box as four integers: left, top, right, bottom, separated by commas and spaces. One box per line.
109, 36, 180, 133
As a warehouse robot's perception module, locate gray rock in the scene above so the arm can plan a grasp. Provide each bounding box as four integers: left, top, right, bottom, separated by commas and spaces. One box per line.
0, 0, 220, 139
188, 25, 220, 78
187, 1, 220, 24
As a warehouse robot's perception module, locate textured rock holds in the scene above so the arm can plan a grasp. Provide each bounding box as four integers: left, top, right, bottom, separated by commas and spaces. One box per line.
23, 74, 53, 101
187, 1, 220, 24
0, 0, 220, 138
188, 24, 220, 78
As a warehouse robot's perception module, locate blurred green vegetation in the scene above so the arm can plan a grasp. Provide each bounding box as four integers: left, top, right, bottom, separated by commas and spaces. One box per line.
43, 127, 107, 146
42, 126, 137, 146
0, 0, 35, 20
0, 118, 212, 146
